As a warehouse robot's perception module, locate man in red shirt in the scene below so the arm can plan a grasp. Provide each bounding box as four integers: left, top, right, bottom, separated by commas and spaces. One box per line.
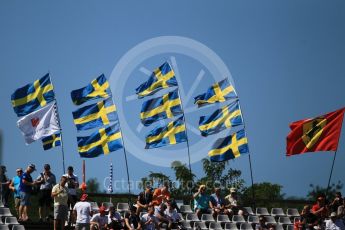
152, 182, 170, 206
311, 196, 329, 220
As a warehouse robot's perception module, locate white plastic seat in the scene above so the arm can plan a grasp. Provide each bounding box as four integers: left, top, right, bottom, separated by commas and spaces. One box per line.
232, 215, 245, 224
243, 207, 254, 216
116, 202, 130, 212
225, 222, 238, 230
179, 205, 193, 214
240, 222, 253, 230
11, 225, 25, 230
247, 215, 259, 224
4, 217, 19, 225
209, 221, 223, 230
255, 207, 269, 216
286, 208, 300, 217
278, 216, 292, 225
194, 222, 208, 230
217, 214, 231, 223
271, 208, 285, 217
264, 216, 276, 225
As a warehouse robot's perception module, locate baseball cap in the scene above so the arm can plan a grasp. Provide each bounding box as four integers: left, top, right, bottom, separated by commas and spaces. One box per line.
80, 194, 88, 201
28, 164, 36, 171
16, 168, 23, 172
330, 212, 337, 217
44, 164, 50, 170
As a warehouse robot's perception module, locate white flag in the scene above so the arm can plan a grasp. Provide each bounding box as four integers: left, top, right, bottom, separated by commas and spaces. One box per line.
17, 103, 60, 144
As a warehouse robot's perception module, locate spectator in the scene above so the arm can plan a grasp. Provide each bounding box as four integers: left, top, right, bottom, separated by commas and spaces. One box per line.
73, 193, 92, 230
255, 216, 273, 230
19, 163, 38, 221
9, 168, 23, 216
338, 198, 345, 219
164, 200, 182, 229
108, 206, 124, 230
312, 196, 329, 220
325, 212, 345, 230
225, 187, 243, 216
51, 176, 69, 230
63, 166, 79, 209
210, 187, 230, 219
154, 203, 171, 229
124, 206, 140, 230
0, 165, 11, 207
135, 185, 153, 215
330, 192, 344, 213
152, 181, 170, 206
193, 184, 211, 219
141, 206, 159, 230
90, 206, 109, 230
298, 205, 318, 230
36, 163, 56, 222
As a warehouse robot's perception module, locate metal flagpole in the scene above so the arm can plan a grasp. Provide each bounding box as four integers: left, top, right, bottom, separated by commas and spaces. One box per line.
326, 151, 338, 195
49, 73, 66, 174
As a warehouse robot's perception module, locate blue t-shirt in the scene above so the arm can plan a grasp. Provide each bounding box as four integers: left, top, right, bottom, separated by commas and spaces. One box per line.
210, 193, 225, 207
19, 172, 33, 193
12, 176, 22, 198
194, 193, 210, 210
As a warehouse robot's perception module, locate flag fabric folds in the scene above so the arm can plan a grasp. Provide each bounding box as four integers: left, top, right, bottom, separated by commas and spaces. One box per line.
199, 101, 243, 136
194, 78, 237, 107
145, 116, 187, 149
208, 129, 249, 162
77, 124, 123, 158
71, 74, 110, 105
42, 133, 61, 150
72, 98, 118, 131
11, 73, 55, 117
17, 103, 60, 144
135, 62, 178, 98
140, 89, 183, 126
286, 108, 345, 157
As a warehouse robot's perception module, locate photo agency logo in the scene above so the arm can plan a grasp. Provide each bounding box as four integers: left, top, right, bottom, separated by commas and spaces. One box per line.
109, 36, 235, 167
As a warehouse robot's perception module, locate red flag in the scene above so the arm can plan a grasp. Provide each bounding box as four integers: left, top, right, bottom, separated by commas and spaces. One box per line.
286, 108, 345, 156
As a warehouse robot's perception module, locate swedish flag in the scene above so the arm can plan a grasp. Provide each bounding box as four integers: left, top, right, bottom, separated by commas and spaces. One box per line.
199, 101, 243, 136
72, 98, 118, 131
208, 129, 249, 162
145, 116, 187, 149
71, 74, 110, 105
42, 133, 61, 150
136, 62, 178, 98
77, 124, 123, 158
141, 89, 183, 126
194, 78, 237, 107
11, 73, 55, 117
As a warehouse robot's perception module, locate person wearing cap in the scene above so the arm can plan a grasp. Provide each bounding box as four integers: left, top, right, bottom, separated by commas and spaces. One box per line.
9, 168, 23, 216
90, 206, 109, 230
193, 184, 211, 219
36, 163, 56, 222
73, 193, 93, 230
152, 181, 171, 207
210, 187, 230, 219
325, 212, 345, 230
135, 185, 153, 215
19, 163, 38, 221
63, 166, 79, 210
0, 165, 11, 207
52, 176, 69, 230
225, 187, 243, 216
124, 206, 140, 230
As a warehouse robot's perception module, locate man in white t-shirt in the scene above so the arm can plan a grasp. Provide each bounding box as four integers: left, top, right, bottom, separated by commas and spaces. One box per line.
73, 193, 92, 230
325, 212, 345, 230
91, 206, 109, 230
51, 176, 69, 230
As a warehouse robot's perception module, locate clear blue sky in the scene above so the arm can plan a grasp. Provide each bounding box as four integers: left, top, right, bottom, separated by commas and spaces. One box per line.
1, 0, 345, 198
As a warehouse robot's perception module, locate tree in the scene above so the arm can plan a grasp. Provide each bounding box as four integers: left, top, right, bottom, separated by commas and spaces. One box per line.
242, 182, 284, 207
171, 161, 195, 197
138, 171, 171, 191
307, 181, 343, 201
86, 177, 101, 193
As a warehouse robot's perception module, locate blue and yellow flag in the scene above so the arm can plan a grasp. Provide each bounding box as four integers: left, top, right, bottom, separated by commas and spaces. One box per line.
42, 133, 61, 150
72, 98, 118, 131
11, 73, 55, 117
140, 89, 183, 126
71, 74, 110, 105
145, 116, 187, 149
208, 129, 249, 162
77, 124, 123, 158
194, 78, 237, 107
199, 101, 243, 136
136, 62, 178, 98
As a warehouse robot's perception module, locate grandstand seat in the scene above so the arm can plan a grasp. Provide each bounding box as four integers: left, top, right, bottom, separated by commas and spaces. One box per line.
217, 214, 231, 224
209, 221, 223, 230
185, 213, 200, 222
11, 225, 25, 230
255, 207, 269, 216
101, 202, 114, 211
178, 212, 184, 221
194, 221, 208, 230
247, 215, 259, 224
286, 208, 300, 217
0, 225, 9, 230
232, 215, 246, 224
4, 217, 19, 225
179, 205, 194, 214
264, 216, 276, 225
278, 216, 292, 225
0, 202, 3, 208
275, 224, 284, 230
201, 213, 215, 224
180, 220, 192, 230
89, 202, 99, 212
175, 199, 184, 208
286, 224, 294, 230
243, 207, 254, 216
117, 202, 130, 212
225, 222, 238, 230
271, 208, 285, 217
240, 222, 253, 230
0, 208, 11, 218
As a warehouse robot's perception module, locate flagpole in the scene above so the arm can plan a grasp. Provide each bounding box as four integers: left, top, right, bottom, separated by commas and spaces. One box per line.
326, 151, 338, 195
49, 73, 66, 174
